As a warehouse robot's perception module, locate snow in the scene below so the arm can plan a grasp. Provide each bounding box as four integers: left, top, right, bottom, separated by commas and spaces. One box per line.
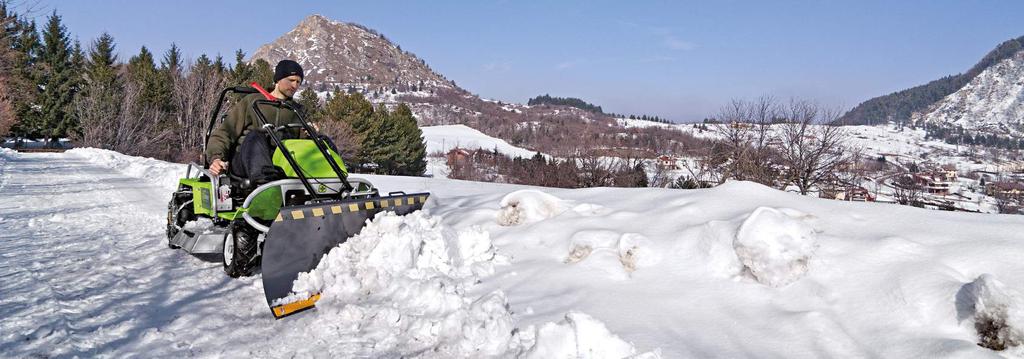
734, 207, 817, 287
421, 124, 546, 159
2, 149, 1024, 357
959, 274, 1024, 351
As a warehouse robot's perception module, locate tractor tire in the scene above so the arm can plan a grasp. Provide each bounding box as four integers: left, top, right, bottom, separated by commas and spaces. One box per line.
223, 221, 259, 278
166, 193, 193, 249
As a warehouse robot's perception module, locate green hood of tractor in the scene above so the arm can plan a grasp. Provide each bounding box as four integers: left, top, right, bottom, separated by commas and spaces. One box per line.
272, 139, 348, 178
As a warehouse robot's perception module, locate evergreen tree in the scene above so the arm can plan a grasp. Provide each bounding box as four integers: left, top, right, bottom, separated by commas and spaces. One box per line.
388, 103, 426, 175
37, 11, 78, 143
296, 88, 321, 122
127, 46, 163, 111
250, 58, 273, 89
8, 17, 40, 138
153, 43, 180, 114
227, 49, 251, 86
74, 32, 125, 146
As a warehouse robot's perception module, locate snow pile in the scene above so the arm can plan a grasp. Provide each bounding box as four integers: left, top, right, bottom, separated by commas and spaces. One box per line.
522, 311, 660, 359
282, 210, 518, 356
0, 147, 16, 159
958, 274, 1024, 351
497, 190, 569, 226
282, 210, 658, 357
67, 148, 185, 190
734, 207, 817, 287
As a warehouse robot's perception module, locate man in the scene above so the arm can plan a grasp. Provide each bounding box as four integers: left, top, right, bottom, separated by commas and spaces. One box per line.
206, 60, 305, 183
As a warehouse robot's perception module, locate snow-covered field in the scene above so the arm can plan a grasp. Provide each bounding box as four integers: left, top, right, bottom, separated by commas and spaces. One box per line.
2, 148, 1024, 358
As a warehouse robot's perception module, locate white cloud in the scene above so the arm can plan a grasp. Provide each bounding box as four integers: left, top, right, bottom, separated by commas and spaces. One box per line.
556, 60, 580, 70
482, 61, 512, 72
664, 36, 696, 51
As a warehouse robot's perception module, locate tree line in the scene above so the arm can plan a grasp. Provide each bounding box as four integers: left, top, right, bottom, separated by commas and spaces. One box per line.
527, 94, 603, 113
0, 5, 425, 175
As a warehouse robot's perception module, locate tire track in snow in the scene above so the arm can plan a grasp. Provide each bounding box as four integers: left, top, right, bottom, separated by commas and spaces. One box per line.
0, 153, 256, 357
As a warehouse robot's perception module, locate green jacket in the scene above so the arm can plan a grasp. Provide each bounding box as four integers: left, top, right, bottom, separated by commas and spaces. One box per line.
205, 92, 304, 163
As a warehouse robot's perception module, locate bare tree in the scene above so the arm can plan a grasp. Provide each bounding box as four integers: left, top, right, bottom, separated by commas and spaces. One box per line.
76, 79, 171, 158
710, 96, 781, 186
0, 77, 12, 137
892, 173, 922, 207
171, 58, 225, 163
776, 99, 853, 195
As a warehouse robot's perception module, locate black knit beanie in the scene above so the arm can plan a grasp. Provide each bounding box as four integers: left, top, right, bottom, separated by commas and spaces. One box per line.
274, 59, 304, 83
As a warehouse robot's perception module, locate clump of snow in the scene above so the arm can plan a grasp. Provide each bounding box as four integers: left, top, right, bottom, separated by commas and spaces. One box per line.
182, 218, 216, 234
565, 231, 660, 276
0, 147, 17, 159
497, 190, 569, 226
522, 311, 660, 359
734, 207, 817, 287
957, 274, 1024, 351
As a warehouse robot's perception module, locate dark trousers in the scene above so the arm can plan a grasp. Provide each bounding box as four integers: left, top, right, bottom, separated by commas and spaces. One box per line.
229, 131, 284, 184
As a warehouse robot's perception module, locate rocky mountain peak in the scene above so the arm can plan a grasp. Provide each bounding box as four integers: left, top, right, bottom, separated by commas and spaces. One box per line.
251, 15, 455, 93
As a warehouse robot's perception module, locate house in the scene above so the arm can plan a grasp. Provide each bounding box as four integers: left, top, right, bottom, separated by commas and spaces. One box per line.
912, 173, 951, 195
656, 155, 679, 170
446, 148, 472, 163
987, 181, 1024, 198
940, 164, 958, 182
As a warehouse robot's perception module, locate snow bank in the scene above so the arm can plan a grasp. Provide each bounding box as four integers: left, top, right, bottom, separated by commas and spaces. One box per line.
734, 207, 817, 287
0, 147, 16, 159
67, 148, 185, 190
958, 274, 1024, 351
497, 190, 569, 226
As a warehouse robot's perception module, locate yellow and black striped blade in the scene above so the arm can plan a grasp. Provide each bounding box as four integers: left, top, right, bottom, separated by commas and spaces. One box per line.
262, 192, 430, 319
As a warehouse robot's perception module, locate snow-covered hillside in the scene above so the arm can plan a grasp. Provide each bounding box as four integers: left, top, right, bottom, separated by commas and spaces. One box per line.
920, 50, 1024, 137
421, 124, 544, 158
2, 149, 1024, 357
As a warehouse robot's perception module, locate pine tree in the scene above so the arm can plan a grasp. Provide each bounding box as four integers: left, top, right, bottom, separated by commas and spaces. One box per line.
7, 16, 41, 139
37, 11, 77, 143
228, 49, 251, 86
127, 46, 161, 110
74, 32, 124, 146
321, 91, 374, 167
388, 103, 426, 175
296, 88, 321, 122
250, 58, 273, 89
157, 43, 181, 113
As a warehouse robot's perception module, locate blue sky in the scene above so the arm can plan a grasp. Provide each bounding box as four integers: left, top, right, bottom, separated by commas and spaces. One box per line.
31, 0, 1024, 122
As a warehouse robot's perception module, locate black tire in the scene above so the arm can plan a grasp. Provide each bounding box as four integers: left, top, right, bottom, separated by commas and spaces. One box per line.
166, 193, 192, 249
223, 221, 259, 278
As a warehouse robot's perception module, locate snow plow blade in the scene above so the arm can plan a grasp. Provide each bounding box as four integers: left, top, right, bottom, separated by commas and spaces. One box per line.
262, 192, 430, 319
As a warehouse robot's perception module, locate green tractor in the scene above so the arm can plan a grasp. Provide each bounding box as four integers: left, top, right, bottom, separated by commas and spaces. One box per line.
166, 85, 429, 318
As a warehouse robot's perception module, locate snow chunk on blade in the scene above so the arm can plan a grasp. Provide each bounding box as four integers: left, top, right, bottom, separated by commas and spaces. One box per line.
734, 207, 818, 287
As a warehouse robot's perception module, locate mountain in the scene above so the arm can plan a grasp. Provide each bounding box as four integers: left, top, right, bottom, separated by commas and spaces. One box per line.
250, 15, 701, 158
251, 14, 454, 93
917, 50, 1024, 139
838, 35, 1024, 126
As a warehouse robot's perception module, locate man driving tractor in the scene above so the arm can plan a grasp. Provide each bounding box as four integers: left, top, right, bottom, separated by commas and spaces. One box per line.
205, 59, 305, 184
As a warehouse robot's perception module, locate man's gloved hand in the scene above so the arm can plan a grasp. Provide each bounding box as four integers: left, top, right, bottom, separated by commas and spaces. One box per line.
210, 159, 229, 176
